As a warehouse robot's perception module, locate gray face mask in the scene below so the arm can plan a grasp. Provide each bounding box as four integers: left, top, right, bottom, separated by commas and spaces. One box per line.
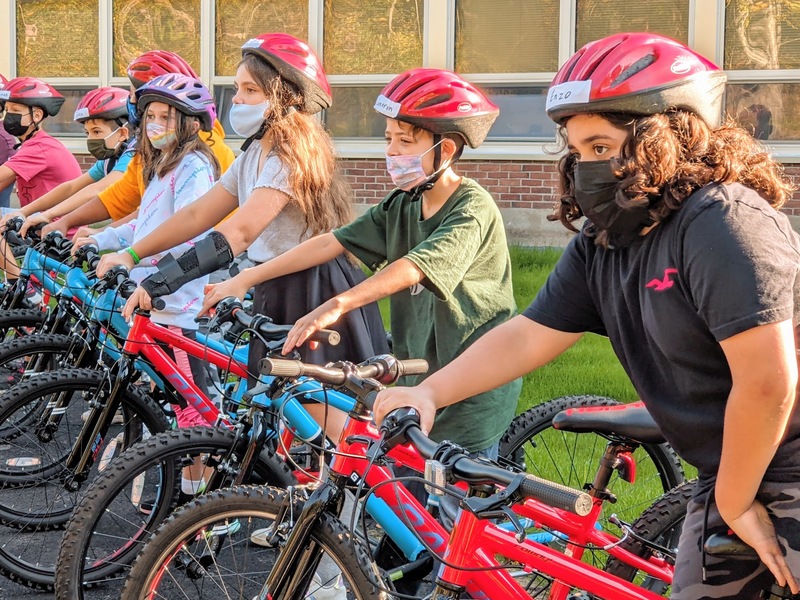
573, 159, 651, 247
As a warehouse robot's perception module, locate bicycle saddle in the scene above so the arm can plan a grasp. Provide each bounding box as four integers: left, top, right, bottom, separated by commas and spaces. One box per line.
704, 533, 758, 559
552, 401, 667, 444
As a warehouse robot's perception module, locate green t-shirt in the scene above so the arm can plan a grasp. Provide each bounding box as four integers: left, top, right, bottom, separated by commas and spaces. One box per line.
333, 177, 522, 451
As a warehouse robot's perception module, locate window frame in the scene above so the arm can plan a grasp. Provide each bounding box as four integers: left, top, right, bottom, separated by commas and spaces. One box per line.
4, 0, 800, 159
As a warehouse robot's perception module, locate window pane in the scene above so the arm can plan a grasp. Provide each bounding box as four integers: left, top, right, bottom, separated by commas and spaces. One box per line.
213, 85, 237, 137
112, 0, 201, 78
40, 87, 94, 136
575, 0, 689, 49
324, 87, 385, 137
484, 86, 555, 141
323, 0, 423, 75
215, 0, 308, 76
455, 0, 559, 73
16, 0, 99, 77
726, 82, 800, 141
724, 2, 800, 70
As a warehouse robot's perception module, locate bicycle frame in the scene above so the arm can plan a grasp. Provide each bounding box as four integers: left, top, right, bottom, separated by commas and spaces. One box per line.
264, 395, 674, 600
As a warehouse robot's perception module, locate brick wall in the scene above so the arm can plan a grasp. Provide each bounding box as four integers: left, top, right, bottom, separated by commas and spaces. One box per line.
342, 158, 800, 215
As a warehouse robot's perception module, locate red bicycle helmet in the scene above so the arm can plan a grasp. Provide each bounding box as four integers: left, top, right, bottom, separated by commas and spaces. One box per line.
374, 68, 499, 149
126, 50, 199, 89
546, 33, 727, 127
0, 77, 65, 116
135, 73, 217, 132
74, 87, 130, 123
241, 33, 331, 114
0, 74, 7, 88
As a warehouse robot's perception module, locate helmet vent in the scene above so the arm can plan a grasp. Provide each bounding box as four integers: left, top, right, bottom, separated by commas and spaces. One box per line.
610, 54, 656, 88
417, 93, 452, 109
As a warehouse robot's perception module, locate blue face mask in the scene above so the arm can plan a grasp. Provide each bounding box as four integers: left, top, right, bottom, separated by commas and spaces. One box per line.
126, 98, 140, 127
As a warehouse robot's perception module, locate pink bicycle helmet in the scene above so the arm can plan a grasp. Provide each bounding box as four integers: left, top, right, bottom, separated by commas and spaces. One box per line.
127, 50, 199, 89
74, 87, 130, 124
374, 68, 499, 148
0, 77, 65, 116
241, 33, 331, 114
546, 33, 727, 127
135, 74, 217, 132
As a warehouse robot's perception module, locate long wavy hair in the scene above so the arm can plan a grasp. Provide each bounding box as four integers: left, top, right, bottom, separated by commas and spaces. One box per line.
239, 54, 353, 236
552, 110, 795, 248
139, 103, 220, 184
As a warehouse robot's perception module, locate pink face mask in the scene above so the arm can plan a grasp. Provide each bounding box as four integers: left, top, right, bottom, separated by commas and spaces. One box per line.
385, 140, 443, 190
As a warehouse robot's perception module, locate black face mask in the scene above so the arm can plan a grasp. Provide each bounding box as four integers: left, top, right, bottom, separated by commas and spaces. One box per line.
86, 137, 121, 161
573, 159, 652, 247
2, 112, 32, 138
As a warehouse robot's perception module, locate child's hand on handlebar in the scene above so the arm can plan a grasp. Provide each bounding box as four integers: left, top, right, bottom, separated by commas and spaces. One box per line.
20, 213, 51, 238
282, 299, 343, 355
373, 386, 437, 435
122, 286, 154, 320
41, 220, 69, 238
71, 236, 97, 256
199, 277, 250, 317
97, 251, 135, 278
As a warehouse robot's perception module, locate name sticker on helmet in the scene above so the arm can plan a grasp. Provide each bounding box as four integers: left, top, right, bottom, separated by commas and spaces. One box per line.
73, 107, 90, 120
242, 38, 262, 49
546, 80, 591, 111
0, 90, 9, 100
374, 94, 401, 118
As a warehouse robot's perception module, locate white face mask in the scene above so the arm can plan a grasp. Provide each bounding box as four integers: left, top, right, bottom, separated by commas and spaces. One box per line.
385, 140, 443, 190
229, 100, 270, 137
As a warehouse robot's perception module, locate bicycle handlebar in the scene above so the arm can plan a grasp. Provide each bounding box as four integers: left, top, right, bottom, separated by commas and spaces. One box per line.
259, 355, 428, 384
402, 422, 592, 516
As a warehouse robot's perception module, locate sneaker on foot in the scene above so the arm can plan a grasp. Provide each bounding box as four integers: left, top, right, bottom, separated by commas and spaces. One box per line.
306, 573, 346, 600
208, 518, 241, 537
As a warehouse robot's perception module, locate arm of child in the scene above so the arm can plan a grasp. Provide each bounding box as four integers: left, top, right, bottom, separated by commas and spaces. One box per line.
373, 316, 583, 432
0, 165, 16, 194
18, 173, 95, 219
715, 319, 799, 593
200, 231, 346, 315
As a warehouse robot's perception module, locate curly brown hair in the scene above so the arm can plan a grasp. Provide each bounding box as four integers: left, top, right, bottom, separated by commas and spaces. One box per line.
239, 54, 354, 236
551, 110, 795, 248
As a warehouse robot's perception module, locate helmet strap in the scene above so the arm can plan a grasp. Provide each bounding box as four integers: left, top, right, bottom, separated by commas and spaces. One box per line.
240, 119, 269, 152
405, 134, 449, 202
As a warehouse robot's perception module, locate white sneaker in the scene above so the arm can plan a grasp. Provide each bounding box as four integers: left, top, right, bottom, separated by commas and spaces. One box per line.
208, 519, 241, 537
306, 573, 346, 600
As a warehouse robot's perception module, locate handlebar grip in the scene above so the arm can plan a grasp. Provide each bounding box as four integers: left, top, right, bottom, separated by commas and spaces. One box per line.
259, 358, 305, 378
519, 474, 593, 516
398, 359, 428, 377
310, 329, 340, 346
151, 297, 166, 311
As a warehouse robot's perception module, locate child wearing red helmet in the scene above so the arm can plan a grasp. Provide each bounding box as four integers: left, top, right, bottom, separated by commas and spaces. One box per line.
375, 33, 800, 598
0, 77, 81, 209
203, 66, 521, 457
97, 33, 389, 398
0, 74, 16, 209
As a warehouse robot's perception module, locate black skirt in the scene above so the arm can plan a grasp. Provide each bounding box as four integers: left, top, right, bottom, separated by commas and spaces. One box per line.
247, 254, 390, 378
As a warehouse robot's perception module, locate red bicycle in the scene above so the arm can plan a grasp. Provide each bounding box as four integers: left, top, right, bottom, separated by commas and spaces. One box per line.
120, 356, 688, 600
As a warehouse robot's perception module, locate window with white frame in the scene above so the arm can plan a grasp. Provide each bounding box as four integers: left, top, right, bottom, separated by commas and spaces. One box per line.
724, 0, 800, 140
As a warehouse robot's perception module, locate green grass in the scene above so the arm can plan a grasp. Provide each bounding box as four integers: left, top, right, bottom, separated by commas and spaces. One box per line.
375, 245, 639, 414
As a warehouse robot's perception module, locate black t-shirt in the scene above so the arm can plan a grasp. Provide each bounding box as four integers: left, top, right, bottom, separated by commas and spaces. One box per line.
525, 183, 800, 478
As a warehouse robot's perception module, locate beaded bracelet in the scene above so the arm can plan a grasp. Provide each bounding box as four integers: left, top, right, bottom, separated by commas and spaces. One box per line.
125, 247, 141, 265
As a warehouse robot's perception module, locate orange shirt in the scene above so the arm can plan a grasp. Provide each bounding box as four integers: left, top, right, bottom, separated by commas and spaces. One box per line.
98, 119, 235, 220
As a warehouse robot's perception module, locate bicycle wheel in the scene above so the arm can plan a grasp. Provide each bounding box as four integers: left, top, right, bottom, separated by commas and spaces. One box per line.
0, 333, 82, 396
55, 426, 296, 600
0, 368, 169, 591
498, 396, 684, 572
603, 479, 694, 596
0, 308, 46, 347
121, 485, 379, 600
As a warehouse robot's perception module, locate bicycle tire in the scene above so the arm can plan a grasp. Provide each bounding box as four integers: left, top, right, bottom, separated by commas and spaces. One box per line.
121, 485, 380, 600
603, 479, 695, 596
0, 368, 169, 591
0, 332, 83, 397
498, 395, 684, 574
55, 426, 297, 600
0, 308, 47, 344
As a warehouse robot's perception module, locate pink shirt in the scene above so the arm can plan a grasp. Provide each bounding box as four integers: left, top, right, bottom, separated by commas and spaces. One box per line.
5, 130, 81, 206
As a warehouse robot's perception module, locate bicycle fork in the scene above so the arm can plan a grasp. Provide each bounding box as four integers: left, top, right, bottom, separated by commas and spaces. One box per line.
255, 477, 345, 600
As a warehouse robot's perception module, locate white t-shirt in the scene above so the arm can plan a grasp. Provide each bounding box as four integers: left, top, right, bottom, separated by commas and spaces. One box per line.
92, 151, 215, 329
218, 145, 309, 263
